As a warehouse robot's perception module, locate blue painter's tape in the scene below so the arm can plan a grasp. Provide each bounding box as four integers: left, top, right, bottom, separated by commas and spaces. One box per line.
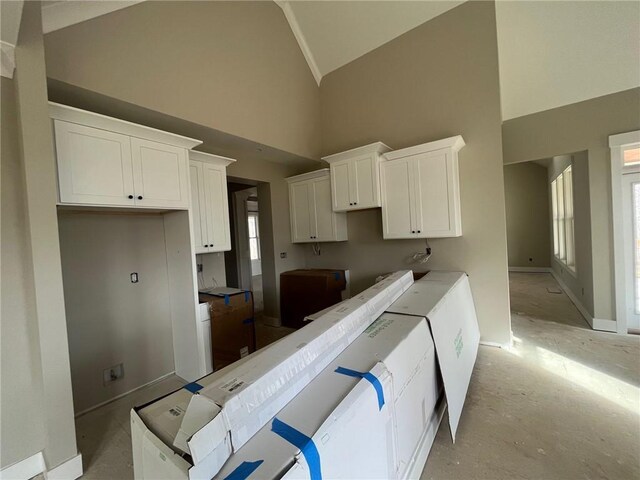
244, 291, 250, 302
243, 318, 254, 325
223, 460, 264, 480
333, 272, 340, 281
224, 295, 230, 306
271, 418, 322, 480
334, 367, 385, 410
183, 382, 203, 393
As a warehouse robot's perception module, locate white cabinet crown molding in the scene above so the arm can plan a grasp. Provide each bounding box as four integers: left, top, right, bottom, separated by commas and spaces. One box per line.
384, 135, 465, 161
322, 142, 391, 163
48, 102, 202, 150
286, 168, 330, 183
190, 150, 237, 167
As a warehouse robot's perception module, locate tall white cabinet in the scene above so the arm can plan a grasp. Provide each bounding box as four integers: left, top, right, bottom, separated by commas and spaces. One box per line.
50, 103, 197, 209
287, 169, 348, 243
380, 136, 465, 239
323, 142, 391, 212
189, 151, 235, 254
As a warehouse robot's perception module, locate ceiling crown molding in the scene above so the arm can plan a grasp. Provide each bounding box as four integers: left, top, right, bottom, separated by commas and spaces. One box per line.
275, 0, 322, 86
1, 41, 16, 79
41, 1, 145, 34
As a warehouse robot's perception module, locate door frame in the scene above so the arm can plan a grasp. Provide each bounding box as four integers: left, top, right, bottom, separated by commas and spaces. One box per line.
609, 130, 640, 334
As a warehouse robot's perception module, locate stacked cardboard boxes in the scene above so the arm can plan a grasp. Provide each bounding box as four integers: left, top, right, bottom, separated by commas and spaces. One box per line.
131, 271, 480, 480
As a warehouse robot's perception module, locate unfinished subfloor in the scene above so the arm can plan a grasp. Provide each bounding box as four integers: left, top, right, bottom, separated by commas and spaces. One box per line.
71, 272, 639, 479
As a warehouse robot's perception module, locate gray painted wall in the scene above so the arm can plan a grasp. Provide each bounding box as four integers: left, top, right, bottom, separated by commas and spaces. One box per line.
503, 162, 551, 268
57, 213, 176, 413
1, 76, 47, 470
311, 1, 511, 345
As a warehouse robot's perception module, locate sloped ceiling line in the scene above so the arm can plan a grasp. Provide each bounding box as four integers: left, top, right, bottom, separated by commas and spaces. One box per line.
275, 0, 322, 85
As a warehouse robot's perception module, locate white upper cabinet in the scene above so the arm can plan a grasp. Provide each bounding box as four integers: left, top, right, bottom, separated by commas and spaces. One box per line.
54, 120, 136, 206
287, 169, 348, 243
381, 136, 465, 239
50, 103, 201, 209
322, 142, 391, 212
189, 151, 234, 254
131, 138, 190, 208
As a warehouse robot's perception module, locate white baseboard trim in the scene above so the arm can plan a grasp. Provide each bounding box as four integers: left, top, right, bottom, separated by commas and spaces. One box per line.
549, 269, 594, 328
548, 270, 617, 333
480, 340, 512, 349
508, 266, 552, 273
45, 453, 82, 480
75, 371, 176, 417
0, 452, 45, 480
592, 318, 617, 333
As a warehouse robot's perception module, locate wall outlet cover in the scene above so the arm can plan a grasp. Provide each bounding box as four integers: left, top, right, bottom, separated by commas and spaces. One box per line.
103, 363, 124, 385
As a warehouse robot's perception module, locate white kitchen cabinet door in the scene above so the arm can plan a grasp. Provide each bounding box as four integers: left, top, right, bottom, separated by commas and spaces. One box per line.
287, 169, 347, 243
381, 135, 464, 239
203, 163, 231, 252
312, 177, 335, 241
54, 120, 136, 206
381, 158, 415, 239
290, 181, 314, 243
189, 161, 209, 254
324, 142, 390, 212
131, 137, 190, 209
352, 153, 379, 209
331, 160, 352, 211
413, 149, 459, 237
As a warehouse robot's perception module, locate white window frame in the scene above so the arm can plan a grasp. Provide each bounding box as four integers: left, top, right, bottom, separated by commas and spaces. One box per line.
610, 130, 640, 334
551, 165, 576, 274
248, 212, 260, 261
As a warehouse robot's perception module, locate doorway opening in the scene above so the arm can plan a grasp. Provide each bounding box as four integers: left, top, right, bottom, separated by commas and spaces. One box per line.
225, 180, 264, 316
503, 152, 594, 331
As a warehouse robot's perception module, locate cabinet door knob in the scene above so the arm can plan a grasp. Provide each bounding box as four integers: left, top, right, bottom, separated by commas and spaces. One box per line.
354, 202, 357, 205
128, 195, 134, 199
411, 230, 416, 233
417, 230, 421, 233
137, 195, 143, 200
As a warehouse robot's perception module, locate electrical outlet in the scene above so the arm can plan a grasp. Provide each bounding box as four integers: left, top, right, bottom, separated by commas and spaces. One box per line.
103, 363, 124, 385
130, 272, 139, 283
280, 252, 287, 259
197, 263, 203, 273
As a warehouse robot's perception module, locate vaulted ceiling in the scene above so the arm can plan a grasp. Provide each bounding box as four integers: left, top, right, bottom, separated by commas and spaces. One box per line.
7, 1, 639, 122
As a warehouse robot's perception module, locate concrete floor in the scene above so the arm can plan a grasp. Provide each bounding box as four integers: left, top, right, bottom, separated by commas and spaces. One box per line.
71, 272, 639, 479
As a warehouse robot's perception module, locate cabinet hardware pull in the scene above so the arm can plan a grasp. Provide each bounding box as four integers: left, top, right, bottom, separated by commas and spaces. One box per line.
137, 195, 143, 200
128, 195, 134, 199
411, 230, 416, 233
417, 230, 421, 233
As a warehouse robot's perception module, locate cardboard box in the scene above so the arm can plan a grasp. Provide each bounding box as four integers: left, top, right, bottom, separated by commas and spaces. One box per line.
216, 312, 439, 480
199, 289, 255, 370
132, 271, 414, 480
280, 269, 347, 328
386, 270, 480, 442
132, 353, 259, 480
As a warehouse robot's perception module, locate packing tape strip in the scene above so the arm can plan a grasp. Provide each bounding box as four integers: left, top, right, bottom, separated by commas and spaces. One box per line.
183, 382, 203, 393
243, 318, 255, 325
223, 460, 264, 480
333, 271, 340, 281
334, 366, 385, 410
271, 418, 322, 480
225, 295, 230, 305
245, 291, 250, 302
